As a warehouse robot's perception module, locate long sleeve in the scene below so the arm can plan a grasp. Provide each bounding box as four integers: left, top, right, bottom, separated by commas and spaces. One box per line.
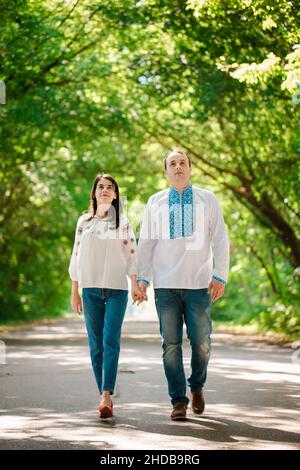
68, 216, 84, 282
209, 194, 230, 282
137, 198, 158, 283
121, 220, 138, 277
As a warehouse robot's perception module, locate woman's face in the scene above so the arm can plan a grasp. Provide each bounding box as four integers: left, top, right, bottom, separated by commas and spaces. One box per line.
95, 177, 117, 207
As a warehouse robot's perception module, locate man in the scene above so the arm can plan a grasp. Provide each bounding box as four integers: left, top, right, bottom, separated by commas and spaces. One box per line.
137, 149, 229, 420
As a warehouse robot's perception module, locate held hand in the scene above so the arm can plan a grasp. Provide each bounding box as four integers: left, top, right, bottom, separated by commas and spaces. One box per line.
208, 280, 225, 303
138, 282, 148, 303
71, 292, 82, 315
131, 284, 145, 306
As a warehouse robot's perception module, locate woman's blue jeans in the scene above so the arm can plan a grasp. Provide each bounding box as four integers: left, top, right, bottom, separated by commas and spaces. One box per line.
82, 288, 128, 395
154, 288, 212, 407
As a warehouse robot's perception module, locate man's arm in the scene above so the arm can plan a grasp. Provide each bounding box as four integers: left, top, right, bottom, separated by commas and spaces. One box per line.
208, 194, 230, 301
137, 198, 157, 296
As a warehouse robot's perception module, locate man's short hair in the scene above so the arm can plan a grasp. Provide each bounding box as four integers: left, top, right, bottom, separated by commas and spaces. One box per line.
164, 149, 191, 169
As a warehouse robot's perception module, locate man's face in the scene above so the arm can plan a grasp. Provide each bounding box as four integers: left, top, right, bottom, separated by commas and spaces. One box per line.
165, 153, 191, 187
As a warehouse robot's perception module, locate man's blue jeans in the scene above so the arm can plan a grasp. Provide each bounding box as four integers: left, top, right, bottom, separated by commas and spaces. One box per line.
82, 288, 128, 395
154, 288, 212, 407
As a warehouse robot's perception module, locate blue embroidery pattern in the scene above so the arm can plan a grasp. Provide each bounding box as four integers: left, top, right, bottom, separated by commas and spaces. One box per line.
169, 183, 194, 239
212, 275, 226, 285
137, 278, 150, 286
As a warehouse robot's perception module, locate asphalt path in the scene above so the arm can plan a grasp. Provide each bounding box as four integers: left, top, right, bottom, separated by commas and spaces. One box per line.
0, 317, 299, 450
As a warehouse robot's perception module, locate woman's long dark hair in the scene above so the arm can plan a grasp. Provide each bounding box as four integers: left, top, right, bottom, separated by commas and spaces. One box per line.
87, 173, 120, 229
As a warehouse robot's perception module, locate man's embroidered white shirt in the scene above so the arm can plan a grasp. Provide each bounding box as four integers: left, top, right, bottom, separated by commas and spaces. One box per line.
137, 185, 230, 289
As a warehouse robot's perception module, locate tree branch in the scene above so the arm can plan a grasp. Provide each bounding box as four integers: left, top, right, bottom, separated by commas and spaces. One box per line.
249, 246, 278, 294
56, 0, 82, 29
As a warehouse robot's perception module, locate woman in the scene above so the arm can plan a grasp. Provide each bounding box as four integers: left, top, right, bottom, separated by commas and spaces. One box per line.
69, 173, 142, 418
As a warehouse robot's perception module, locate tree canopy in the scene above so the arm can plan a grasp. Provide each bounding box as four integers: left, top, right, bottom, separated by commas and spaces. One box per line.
0, 0, 299, 337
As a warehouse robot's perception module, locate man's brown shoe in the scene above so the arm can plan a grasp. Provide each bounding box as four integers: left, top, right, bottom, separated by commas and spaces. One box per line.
171, 402, 187, 420
191, 391, 205, 414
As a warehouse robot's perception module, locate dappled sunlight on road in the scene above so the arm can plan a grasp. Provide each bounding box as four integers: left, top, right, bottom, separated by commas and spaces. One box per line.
1, 400, 299, 450
1, 319, 87, 346
1, 318, 299, 450
4, 346, 91, 370
210, 358, 300, 384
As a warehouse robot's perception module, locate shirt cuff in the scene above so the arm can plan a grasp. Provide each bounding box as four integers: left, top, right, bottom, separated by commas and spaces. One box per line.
212, 275, 226, 285
137, 278, 150, 286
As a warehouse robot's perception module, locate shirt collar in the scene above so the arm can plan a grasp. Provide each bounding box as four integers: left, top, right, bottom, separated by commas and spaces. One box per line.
169, 182, 192, 197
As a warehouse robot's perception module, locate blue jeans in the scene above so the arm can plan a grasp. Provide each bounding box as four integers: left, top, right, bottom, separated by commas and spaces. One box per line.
82, 288, 128, 395
154, 288, 212, 407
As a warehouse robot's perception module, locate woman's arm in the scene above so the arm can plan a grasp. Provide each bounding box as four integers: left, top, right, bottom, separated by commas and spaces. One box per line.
121, 221, 143, 304
71, 280, 82, 315
122, 220, 138, 278
68, 217, 84, 282
69, 216, 85, 314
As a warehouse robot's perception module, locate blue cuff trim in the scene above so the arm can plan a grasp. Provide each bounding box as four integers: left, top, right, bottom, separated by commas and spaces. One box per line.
212, 276, 226, 285
137, 278, 150, 286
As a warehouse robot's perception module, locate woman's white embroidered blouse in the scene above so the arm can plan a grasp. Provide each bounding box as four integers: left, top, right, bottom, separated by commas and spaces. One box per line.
69, 213, 138, 290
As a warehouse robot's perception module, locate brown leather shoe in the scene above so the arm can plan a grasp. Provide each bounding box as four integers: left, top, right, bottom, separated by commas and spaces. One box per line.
191, 391, 205, 414
171, 402, 187, 420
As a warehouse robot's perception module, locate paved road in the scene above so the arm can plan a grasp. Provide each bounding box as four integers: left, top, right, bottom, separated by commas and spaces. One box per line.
0, 317, 299, 450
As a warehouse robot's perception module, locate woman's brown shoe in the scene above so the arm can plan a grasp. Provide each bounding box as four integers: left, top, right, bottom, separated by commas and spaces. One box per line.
191, 391, 205, 414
